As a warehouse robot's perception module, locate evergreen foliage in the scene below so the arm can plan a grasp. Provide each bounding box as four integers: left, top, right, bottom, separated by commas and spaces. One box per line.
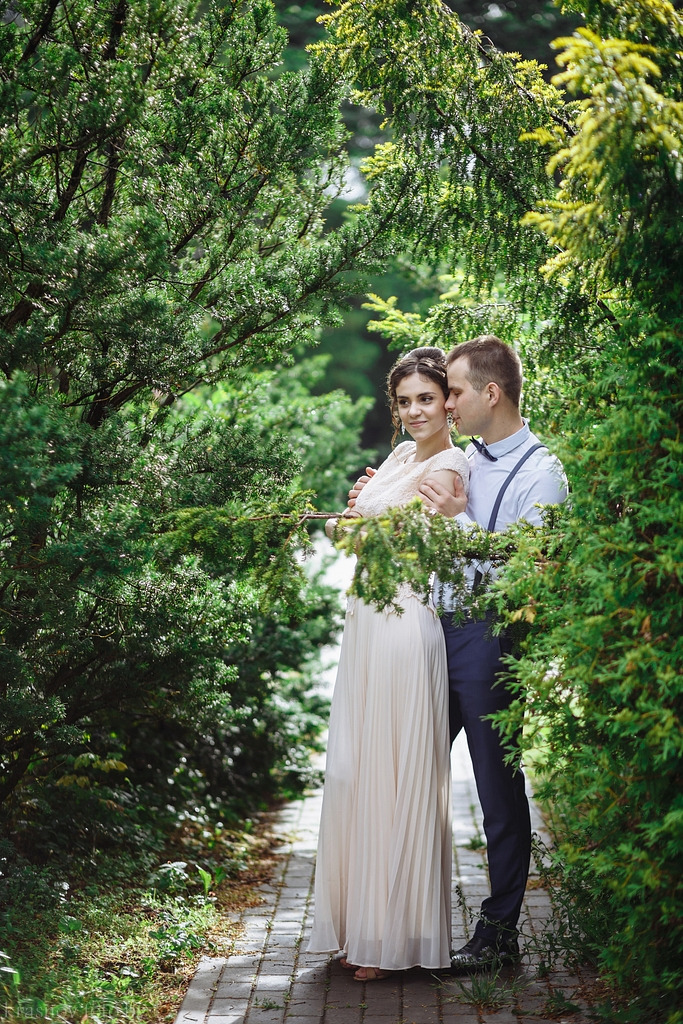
0, 0, 383, 867
318, 1, 682, 1018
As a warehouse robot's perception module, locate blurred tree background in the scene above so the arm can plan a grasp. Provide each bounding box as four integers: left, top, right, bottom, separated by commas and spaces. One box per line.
445, 0, 581, 72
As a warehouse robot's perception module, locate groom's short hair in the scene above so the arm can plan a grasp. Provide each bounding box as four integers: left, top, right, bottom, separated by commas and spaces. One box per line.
447, 335, 523, 408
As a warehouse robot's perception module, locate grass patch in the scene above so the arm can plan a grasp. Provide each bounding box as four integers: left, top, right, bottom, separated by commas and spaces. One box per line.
446, 965, 527, 1012
0, 815, 279, 1023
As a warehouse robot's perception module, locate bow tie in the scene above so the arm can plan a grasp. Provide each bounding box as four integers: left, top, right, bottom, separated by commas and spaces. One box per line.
470, 436, 498, 462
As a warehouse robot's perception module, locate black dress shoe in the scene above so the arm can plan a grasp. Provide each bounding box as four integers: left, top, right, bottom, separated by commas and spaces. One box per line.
450, 934, 520, 974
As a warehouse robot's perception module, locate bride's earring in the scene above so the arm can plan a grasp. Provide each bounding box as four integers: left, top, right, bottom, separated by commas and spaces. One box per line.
446, 413, 454, 429
401, 422, 405, 435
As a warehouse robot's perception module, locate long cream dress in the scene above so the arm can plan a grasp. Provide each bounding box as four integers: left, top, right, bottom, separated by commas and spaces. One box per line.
308, 441, 470, 971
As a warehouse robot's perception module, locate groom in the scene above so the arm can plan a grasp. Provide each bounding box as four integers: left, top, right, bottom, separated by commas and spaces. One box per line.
349, 335, 567, 973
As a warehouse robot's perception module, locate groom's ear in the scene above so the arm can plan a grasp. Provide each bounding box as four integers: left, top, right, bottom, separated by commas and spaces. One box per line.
485, 381, 501, 407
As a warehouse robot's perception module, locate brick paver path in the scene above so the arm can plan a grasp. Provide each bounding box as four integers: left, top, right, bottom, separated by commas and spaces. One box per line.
173, 734, 595, 1024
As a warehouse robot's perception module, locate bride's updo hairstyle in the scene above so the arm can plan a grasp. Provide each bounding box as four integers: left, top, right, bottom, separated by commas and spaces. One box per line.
387, 347, 449, 446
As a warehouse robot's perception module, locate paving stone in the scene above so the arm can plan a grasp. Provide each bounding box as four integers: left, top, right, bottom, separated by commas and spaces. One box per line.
174, 986, 213, 1013
292, 961, 329, 978
246, 1009, 285, 1024
325, 971, 360, 1000
259, 959, 296, 974
253, 975, 292, 992
175, 981, 215, 1024
515, 993, 550, 1015
266, 935, 301, 950
210, 996, 250, 1014
213, 982, 253, 1000
271, 917, 303, 930
216, 972, 258, 989
286, 985, 328, 1015
205, 1015, 246, 1024
224, 954, 261, 968
440, 1002, 482, 1021
321, 1009, 363, 1024
402, 995, 440, 1016
284, 864, 314, 877
361, 979, 402, 1014
175, 1007, 208, 1024
401, 1009, 441, 1023
175, 956, 224, 1008
274, 907, 307, 922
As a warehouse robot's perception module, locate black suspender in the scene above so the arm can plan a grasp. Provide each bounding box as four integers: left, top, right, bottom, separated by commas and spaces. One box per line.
472, 443, 547, 592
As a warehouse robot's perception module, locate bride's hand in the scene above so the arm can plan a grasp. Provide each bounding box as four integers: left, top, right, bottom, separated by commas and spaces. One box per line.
325, 509, 362, 540
347, 466, 376, 509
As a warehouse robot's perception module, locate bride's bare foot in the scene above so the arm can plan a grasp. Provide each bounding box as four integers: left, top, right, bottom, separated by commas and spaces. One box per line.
353, 966, 393, 982
339, 956, 359, 971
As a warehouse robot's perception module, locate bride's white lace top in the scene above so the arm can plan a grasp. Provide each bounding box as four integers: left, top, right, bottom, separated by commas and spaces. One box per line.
354, 441, 469, 518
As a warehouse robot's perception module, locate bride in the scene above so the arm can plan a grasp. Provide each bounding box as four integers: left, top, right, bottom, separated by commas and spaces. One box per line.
308, 347, 469, 981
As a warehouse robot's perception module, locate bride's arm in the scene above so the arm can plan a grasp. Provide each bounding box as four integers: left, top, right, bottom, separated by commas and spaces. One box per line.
418, 468, 463, 516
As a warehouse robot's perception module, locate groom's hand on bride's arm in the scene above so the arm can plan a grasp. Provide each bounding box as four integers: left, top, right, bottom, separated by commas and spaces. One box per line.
347, 466, 376, 509
419, 475, 467, 519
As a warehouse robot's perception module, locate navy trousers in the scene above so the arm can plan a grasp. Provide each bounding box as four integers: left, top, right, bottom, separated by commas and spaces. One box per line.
441, 614, 531, 943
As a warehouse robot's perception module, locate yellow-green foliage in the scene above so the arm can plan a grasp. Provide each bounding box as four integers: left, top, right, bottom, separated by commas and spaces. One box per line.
524, 20, 683, 295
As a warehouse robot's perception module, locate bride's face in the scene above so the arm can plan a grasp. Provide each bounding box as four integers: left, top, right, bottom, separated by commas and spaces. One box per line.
395, 372, 448, 442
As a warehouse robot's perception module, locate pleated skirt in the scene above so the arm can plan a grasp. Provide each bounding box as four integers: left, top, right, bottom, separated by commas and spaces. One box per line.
308, 594, 452, 970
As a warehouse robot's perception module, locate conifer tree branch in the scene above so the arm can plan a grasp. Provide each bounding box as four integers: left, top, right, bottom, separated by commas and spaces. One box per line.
18, 0, 60, 64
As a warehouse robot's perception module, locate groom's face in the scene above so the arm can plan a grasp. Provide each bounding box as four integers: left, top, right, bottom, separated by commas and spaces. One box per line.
445, 358, 491, 438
